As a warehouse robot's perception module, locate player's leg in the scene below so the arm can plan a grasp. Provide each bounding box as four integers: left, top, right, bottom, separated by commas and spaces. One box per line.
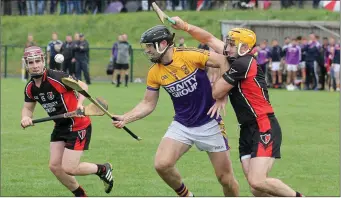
208, 150, 239, 196
50, 141, 85, 196
50, 129, 87, 197
241, 156, 272, 196
246, 116, 303, 197
155, 121, 193, 196
197, 120, 239, 196
62, 125, 114, 193
278, 69, 283, 86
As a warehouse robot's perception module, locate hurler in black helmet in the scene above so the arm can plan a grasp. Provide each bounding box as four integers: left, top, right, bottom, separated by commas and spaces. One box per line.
112, 25, 239, 196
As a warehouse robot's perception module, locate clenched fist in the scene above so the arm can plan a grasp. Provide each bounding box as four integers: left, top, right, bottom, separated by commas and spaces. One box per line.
21, 116, 33, 128
170, 16, 190, 32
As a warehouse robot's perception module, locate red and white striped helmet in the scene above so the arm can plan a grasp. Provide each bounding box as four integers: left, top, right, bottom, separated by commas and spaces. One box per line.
22, 46, 45, 68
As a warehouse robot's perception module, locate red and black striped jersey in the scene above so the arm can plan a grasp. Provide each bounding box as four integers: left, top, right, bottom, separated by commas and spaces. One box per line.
223, 54, 274, 125
24, 69, 91, 131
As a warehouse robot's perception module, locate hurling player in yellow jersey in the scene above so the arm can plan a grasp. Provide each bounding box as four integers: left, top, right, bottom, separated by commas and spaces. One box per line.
112, 25, 239, 196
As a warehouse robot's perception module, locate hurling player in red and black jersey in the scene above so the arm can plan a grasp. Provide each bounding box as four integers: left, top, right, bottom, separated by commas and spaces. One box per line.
171, 17, 304, 197
21, 46, 113, 196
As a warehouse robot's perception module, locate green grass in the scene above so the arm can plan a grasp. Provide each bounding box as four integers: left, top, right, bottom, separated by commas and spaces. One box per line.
1, 9, 339, 78
1, 78, 339, 196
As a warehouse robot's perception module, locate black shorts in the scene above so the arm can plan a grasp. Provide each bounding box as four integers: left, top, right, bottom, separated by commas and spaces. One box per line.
50, 124, 92, 151
114, 63, 129, 70
239, 114, 282, 160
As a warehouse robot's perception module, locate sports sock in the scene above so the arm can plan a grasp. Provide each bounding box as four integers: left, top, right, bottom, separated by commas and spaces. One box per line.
175, 183, 192, 197
72, 186, 87, 197
296, 191, 303, 197
125, 74, 128, 86
96, 164, 106, 176
117, 74, 121, 85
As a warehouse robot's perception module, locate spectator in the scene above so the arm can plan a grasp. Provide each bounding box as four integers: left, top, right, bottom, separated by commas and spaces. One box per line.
297, 36, 307, 89
330, 38, 340, 91
269, 39, 283, 88
256, 42, 271, 75
110, 35, 122, 84
50, 0, 57, 14
114, 33, 132, 87
17, 0, 26, 16
198, 42, 210, 51
60, 34, 75, 76
285, 38, 301, 89
319, 37, 329, 90
47, 32, 63, 70
303, 33, 321, 90
26, 0, 36, 16
37, 0, 45, 15
178, 37, 187, 47
60, 0, 67, 15
74, 33, 91, 84
327, 37, 336, 91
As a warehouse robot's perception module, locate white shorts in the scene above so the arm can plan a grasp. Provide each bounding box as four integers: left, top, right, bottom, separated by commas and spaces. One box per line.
299, 61, 305, 69
164, 120, 229, 152
287, 64, 298, 72
271, 62, 281, 71
332, 64, 340, 72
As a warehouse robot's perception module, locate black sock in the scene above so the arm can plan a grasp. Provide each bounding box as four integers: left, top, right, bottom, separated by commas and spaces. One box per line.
117, 74, 121, 85
296, 191, 303, 197
72, 186, 86, 197
125, 74, 128, 86
96, 164, 106, 176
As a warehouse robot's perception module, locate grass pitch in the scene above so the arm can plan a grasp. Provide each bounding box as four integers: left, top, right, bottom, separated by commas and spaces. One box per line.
1, 78, 339, 196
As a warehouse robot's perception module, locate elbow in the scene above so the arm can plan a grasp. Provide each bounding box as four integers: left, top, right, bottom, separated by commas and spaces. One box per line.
212, 87, 220, 100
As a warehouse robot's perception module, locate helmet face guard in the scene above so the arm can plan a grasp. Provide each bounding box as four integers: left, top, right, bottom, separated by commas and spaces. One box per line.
224, 28, 256, 57
23, 46, 46, 78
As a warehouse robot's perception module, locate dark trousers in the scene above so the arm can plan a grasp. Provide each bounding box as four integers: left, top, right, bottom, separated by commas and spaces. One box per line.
75, 59, 91, 84
49, 58, 61, 70
305, 61, 318, 89
319, 64, 327, 89
62, 58, 75, 75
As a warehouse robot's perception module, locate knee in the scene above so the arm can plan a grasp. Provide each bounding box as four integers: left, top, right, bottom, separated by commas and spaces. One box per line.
247, 176, 264, 192
154, 158, 174, 173
217, 172, 237, 187
49, 163, 62, 175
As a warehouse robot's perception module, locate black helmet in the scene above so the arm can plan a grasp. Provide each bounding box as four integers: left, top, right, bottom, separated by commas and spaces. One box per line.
140, 25, 174, 45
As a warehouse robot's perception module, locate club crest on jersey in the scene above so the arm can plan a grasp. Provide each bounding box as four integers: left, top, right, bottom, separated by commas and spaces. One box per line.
78, 129, 86, 140
47, 92, 54, 100
181, 65, 190, 74
260, 133, 271, 145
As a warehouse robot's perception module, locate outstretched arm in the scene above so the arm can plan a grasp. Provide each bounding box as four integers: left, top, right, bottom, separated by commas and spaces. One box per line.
171, 16, 225, 54
112, 89, 159, 128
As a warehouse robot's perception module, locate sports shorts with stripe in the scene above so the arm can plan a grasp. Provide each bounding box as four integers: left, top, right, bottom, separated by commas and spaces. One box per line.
239, 113, 282, 160
51, 124, 92, 151
164, 119, 230, 152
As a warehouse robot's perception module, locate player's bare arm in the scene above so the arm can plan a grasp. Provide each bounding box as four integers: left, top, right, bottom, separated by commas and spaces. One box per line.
112, 89, 159, 128
171, 16, 224, 54
21, 102, 37, 128
212, 77, 234, 100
